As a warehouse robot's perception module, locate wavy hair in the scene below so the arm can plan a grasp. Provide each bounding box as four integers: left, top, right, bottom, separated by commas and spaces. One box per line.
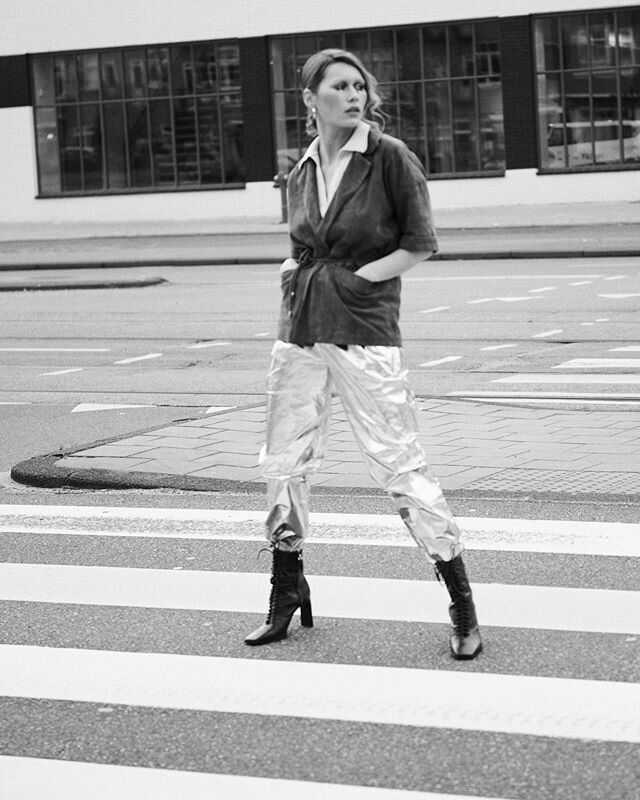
300, 48, 386, 137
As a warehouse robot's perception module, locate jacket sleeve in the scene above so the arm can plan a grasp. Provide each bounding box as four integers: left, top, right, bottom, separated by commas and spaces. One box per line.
382, 138, 439, 254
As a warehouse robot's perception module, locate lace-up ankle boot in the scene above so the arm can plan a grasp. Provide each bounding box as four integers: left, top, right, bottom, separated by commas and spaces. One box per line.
244, 547, 313, 646
435, 555, 482, 660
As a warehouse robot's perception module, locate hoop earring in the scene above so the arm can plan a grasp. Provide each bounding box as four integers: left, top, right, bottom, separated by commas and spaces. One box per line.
311, 107, 317, 119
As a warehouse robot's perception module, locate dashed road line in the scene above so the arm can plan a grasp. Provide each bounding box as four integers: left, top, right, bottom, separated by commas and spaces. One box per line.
114, 353, 163, 365
39, 368, 85, 376
419, 306, 451, 314
187, 341, 232, 349
418, 356, 462, 367
480, 344, 517, 351
532, 329, 563, 338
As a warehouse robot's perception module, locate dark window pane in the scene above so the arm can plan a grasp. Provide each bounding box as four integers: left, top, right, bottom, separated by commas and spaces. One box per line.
221, 93, 244, 182
295, 36, 319, 78
589, 12, 616, 68
218, 44, 240, 90
423, 26, 447, 79
478, 78, 504, 169
452, 78, 478, 171
535, 18, 561, 72
103, 102, 128, 188
194, 44, 217, 93
147, 48, 169, 96
78, 53, 100, 101
174, 97, 198, 184
149, 98, 174, 183
171, 45, 194, 95
32, 55, 56, 106
344, 31, 370, 70
396, 28, 421, 81
126, 101, 152, 186
55, 55, 78, 102
621, 66, 640, 163
271, 38, 296, 91
618, 9, 640, 66
561, 15, 589, 69
101, 52, 123, 100
124, 50, 147, 98
397, 83, 424, 163
425, 80, 453, 173
475, 21, 500, 79
449, 23, 474, 77
58, 105, 82, 191
79, 104, 103, 189
538, 73, 565, 168
34, 107, 61, 193
370, 30, 394, 83
318, 32, 343, 51
197, 96, 221, 183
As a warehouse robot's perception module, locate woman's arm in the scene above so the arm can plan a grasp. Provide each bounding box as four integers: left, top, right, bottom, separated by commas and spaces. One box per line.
354, 248, 433, 282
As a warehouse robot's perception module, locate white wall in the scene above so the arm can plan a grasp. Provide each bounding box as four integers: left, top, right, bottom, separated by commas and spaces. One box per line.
3, 0, 640, 55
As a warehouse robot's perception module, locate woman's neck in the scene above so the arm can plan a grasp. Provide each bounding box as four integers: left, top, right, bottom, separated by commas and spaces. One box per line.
317, 124, 354, 166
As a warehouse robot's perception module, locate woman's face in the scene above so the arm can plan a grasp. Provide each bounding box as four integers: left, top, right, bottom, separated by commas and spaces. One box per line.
305, 62, 368, 134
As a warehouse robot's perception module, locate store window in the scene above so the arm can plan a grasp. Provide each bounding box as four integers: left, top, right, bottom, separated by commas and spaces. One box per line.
31, 42, 245, 196
270, 22, 505, 177
535, 8, 640, 170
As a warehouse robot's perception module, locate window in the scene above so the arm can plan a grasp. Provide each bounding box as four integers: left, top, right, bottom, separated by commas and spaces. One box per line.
31, 42, 245, 196
270, 22, 505, 177
535, 9, 640, 170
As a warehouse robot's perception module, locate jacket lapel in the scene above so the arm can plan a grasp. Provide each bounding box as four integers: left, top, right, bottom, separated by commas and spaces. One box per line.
319, 151, 372, 233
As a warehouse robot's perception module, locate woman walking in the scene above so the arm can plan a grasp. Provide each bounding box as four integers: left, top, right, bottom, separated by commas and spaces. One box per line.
245, 48, 482, 660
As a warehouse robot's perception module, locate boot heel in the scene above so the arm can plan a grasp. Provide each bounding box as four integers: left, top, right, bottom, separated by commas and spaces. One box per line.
300, 598, 313, 628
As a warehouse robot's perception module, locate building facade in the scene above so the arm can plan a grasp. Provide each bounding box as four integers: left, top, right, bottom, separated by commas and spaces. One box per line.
1, 0, 639, 228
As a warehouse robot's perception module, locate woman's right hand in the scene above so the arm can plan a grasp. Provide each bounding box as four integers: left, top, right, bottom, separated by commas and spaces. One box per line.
279, 257, 299, 274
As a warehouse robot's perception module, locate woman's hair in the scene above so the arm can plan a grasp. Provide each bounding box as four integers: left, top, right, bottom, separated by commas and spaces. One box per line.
300, 48, 386, 137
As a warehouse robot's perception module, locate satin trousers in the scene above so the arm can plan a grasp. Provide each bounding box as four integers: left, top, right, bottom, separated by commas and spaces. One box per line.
260, 341, 463, 563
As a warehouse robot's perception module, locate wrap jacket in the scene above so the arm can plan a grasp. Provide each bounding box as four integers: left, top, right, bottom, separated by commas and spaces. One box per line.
277, 126, 438, 347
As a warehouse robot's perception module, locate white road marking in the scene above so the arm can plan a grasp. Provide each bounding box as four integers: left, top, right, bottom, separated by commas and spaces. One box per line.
528, 287, 556, 293
406, 274, 606, 282
466, 298, 493, 305
603, 275, 628, 281
0, 402, 30, 405
553, 358, 640, 369
568, 281, 592, 286
419, 306, 451, 314
2, 645, 639, 742
253, 332, 271, 338
467, 297, 539, 304
39, 368, 84, 376
114, 353, 163, 364
2, 563, 639, 635
610, 346, 640, 351
580, 322, 595, 326
596, 317, 610, 321
458, 397, 640, 409
480, 344, 517, 351
418, 356, 462, 367
495, 373, 640, 384
598, 293, 640, 299
0, 757, 490, 800
187, 341, 232, 349
531, 329, 563, 338
1, 506, 639, 556
205, 405, 237, 414
0, 347, 110, 352
72, 403, 154, 413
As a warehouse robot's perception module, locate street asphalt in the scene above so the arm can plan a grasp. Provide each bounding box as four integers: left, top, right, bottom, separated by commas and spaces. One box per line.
5, 199, 640, 501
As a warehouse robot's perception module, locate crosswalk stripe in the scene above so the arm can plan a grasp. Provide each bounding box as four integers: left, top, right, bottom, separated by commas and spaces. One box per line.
1, 506, 638, 556
2, 645, 639, 743
0, 756, 512, 800
2, 563, 638, 634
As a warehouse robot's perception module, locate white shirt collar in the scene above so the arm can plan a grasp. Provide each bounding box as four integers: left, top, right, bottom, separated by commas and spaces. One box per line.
301, 121, 371, 165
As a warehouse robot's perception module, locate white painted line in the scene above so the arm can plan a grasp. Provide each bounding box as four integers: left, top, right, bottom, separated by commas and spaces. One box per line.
418, 356, 462, 367
39, 368, 84, 376
495, 373, 640, 384
448, 390, 640, 399
72, 403, 154, 413
205, 405, 237, 415
611, 346, 640, 352
0, 402, 30, 405
579, 322, 595, 326
531, 330, 563, 338
603, 275, 628, 281
419, 306, 451, 314
598, 293, 640, 299
568, 281, 592, 286
2, 646, 639, 742
406, 274, 606, 282
460, 397, 640, 409
0, 347, 110, 352
2, 563, 639, 634
187, 341, 232, 349
0, 757, 486, 800
553, 358, 640, 369
114, 353, 163, 365
253, 332, 271, 338
528, 287, 556, 293
468, 297, 540, 304
466, 298, 493, 305
596, 318, 610, 322
480, 344, 517, 351
2, 506, 640, 556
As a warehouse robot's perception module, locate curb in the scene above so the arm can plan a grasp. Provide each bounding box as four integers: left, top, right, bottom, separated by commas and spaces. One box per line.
0, 275, 167, 291
2, 248, 640, 271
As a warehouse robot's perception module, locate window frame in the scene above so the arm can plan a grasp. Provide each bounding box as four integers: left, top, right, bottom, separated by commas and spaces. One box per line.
534, 7, 640, 175
269, 20, 506, 180
30, 39, 246, 198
